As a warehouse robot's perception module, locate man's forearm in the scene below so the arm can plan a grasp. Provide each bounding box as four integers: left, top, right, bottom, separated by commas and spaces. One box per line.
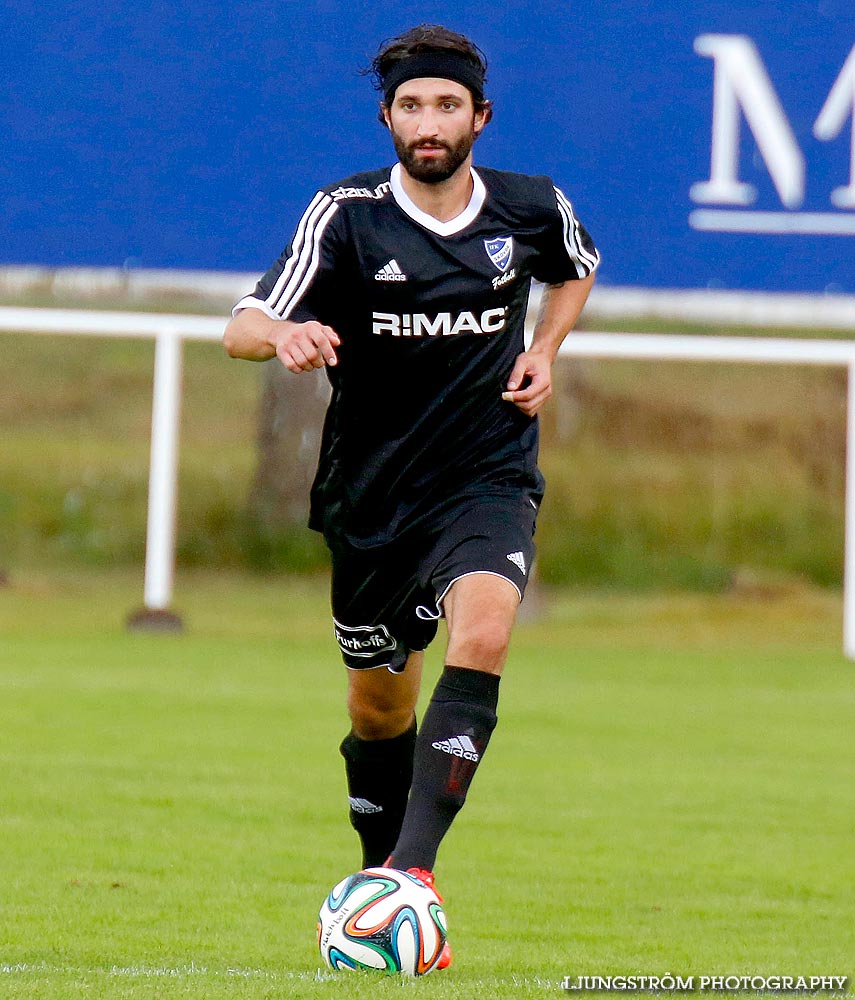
223, 308, 279, 361
529, 273, 596, 362
224, 309, 341, 373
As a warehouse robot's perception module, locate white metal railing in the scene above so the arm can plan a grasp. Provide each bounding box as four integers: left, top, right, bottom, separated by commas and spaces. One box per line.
0, 308, 223, 624
2, 307, 854, 656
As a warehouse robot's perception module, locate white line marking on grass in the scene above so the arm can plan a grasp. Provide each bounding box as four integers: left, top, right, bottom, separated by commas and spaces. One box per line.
0, 963, 343, 983
1, 963, 563, 989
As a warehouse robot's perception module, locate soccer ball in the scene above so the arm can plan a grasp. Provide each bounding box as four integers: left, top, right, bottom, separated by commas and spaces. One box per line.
317, 867, 447, 975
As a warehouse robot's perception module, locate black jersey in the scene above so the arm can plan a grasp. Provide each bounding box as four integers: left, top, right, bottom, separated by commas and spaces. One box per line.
234, 164, 599, 548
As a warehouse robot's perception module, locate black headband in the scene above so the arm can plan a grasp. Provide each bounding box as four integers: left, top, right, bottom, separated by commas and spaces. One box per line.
381, 51, 485, 105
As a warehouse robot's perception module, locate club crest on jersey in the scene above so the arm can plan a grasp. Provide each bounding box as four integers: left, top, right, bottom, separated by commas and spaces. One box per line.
484, 236, 514, 273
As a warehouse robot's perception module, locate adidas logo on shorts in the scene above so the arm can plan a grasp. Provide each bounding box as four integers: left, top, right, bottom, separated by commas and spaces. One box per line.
432, 734, 480, 762
348, 797, 383, 814
506, 550, 527, 575
375, 258, 407, 281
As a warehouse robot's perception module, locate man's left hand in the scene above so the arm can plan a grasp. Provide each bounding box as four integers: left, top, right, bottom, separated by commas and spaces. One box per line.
501, 350, 553, 416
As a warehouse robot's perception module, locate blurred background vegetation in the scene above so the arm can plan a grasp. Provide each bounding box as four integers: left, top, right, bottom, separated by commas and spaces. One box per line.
0, 286, 847, 594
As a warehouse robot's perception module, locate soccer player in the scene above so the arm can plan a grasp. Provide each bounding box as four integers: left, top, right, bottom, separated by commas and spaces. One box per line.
224, 23, 599, 966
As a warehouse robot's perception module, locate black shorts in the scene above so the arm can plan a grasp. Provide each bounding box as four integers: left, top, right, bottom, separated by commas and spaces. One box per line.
329, 491, 539, 673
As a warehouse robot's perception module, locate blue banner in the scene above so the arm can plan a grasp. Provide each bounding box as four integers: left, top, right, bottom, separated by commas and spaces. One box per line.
3, 1, 854, 292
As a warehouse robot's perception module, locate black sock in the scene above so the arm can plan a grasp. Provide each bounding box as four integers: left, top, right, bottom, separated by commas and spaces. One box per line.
339, 720, 417, 868
390, 666, 499, 872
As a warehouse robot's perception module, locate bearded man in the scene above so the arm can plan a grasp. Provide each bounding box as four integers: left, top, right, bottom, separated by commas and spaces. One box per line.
224, 22, 599, 968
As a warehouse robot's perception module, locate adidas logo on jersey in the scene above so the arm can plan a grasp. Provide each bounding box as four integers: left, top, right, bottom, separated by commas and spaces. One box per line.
348, 797, 383, 814
506, 551, 527, 575
375, 259, 407, 282
432, 734, 480, 762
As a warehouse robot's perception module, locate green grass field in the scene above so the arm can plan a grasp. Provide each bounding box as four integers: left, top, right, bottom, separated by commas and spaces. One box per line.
1, 569, 853, 998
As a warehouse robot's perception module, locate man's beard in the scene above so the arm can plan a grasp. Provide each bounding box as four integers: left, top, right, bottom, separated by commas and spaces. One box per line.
392, 129, 476, 184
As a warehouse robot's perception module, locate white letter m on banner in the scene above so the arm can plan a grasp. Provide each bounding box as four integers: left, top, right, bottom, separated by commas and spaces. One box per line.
691, 34, 805, 208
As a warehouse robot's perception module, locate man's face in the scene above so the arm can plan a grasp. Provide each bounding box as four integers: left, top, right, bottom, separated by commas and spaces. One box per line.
384, 78, 486, 184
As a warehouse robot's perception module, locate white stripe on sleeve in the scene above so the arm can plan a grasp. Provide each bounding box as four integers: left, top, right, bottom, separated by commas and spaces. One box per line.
264, 192, 338, 316
276, 199, 339, 319
553, 186, 600, 276
261, 192, 326, 312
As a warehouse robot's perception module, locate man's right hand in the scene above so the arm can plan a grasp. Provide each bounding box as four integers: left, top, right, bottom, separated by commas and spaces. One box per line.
224, 309, 340, 371
271, 319, 340, 373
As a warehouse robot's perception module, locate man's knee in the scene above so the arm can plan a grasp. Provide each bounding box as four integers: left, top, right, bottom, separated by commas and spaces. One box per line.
348, 693, 415, 740
447, 615, 514, 670
347, 656, 422, 740
444, 576, 519, 673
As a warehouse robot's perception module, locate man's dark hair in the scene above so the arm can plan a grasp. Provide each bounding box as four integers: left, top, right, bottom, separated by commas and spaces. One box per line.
368, 24, 493, 124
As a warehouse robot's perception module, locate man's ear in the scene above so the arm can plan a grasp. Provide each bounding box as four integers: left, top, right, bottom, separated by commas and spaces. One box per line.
474, 101, 493, 135
380, 102, 391, 129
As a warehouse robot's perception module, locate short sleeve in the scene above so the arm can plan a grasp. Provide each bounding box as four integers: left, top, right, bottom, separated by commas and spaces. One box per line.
529, 184, 600, 285
232, 191, 343, 321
